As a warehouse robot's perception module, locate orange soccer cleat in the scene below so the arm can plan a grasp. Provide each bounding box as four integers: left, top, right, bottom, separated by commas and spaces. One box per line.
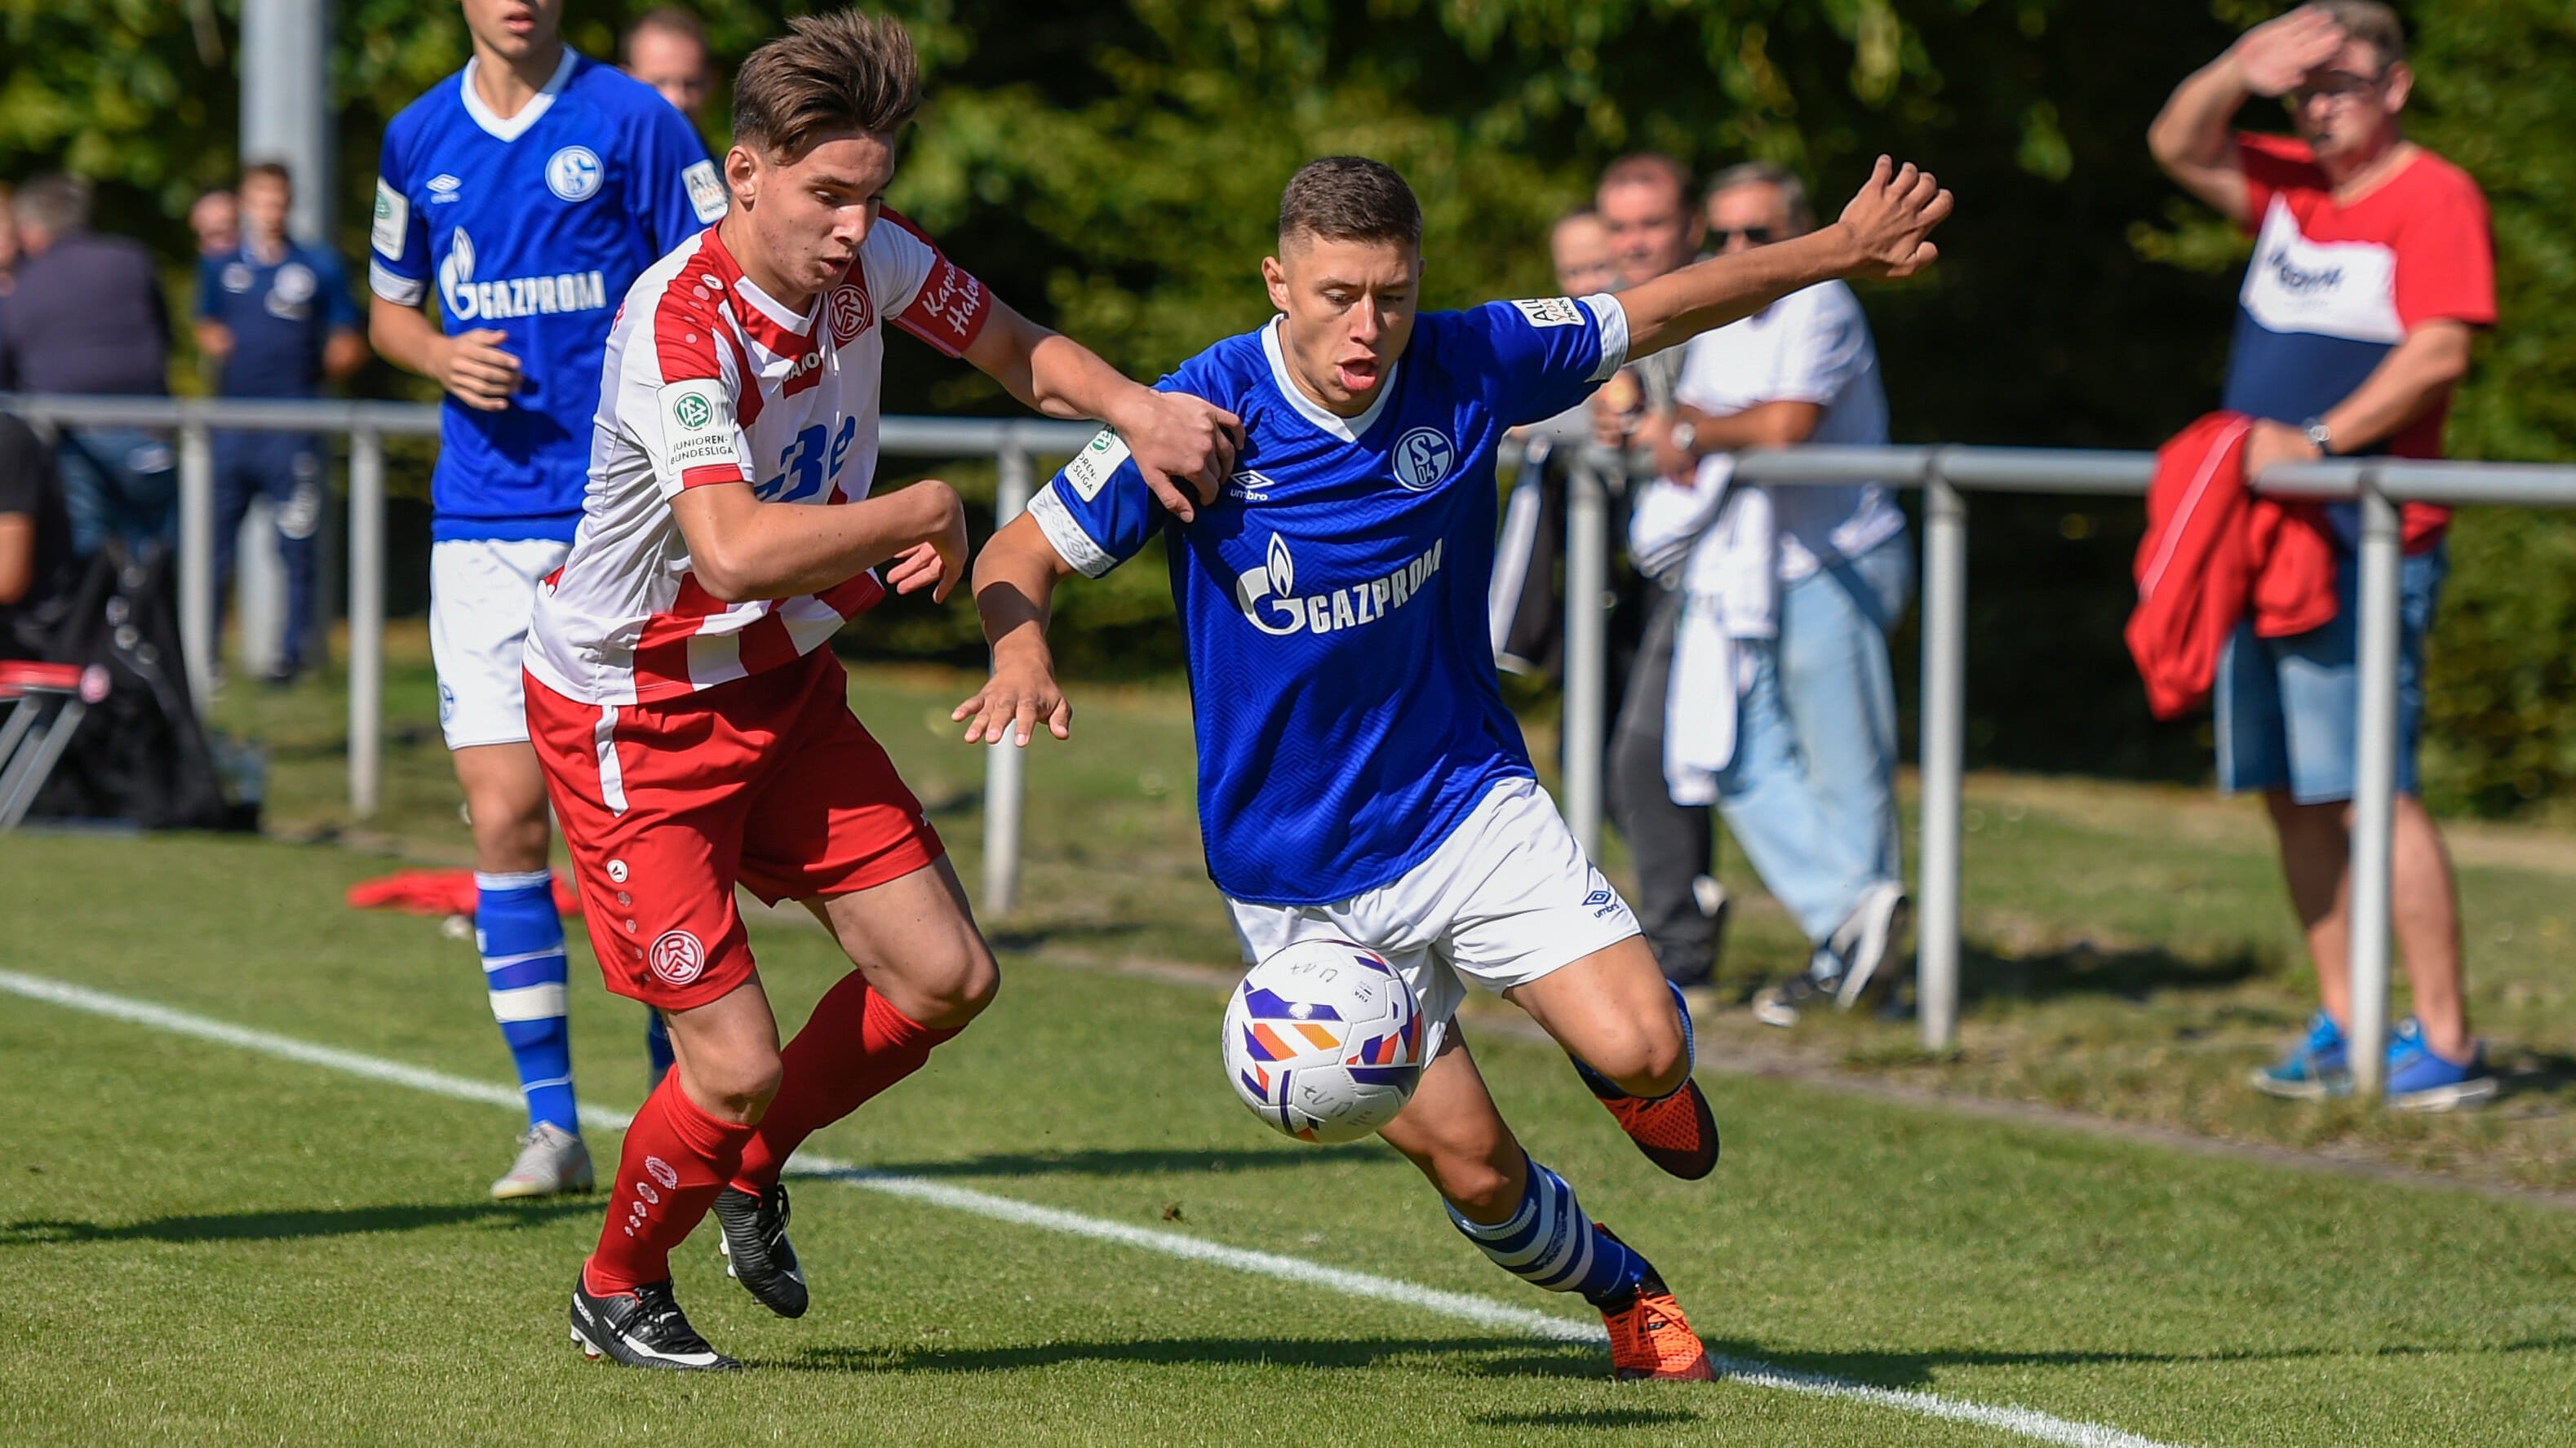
1594, 1074, 1721, 1181
1598, 1251, 1716, 1383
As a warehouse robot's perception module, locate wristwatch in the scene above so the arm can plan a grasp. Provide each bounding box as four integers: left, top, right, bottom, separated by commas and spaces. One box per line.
1669, 421, 1697, 455
2300, 416, 2334, 454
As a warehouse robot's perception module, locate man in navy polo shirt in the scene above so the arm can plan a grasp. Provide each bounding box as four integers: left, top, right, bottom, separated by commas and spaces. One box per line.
193, 162, 367, 684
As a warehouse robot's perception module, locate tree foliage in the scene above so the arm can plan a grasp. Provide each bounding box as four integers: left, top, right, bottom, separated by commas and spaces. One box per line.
5, 2, 2574, 811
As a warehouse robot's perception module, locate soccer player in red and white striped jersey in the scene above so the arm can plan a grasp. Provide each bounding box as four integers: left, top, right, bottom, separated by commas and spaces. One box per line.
537, 13, 1240, 1371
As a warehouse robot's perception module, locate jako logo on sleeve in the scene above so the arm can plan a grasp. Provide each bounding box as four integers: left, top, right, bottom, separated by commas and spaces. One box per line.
438, 226, 609, 322
1234, 533, 1445, 638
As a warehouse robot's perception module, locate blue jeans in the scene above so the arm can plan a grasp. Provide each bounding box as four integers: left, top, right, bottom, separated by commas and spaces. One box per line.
55, 427, 177, 560
2216, 542, 2445, 804
1713, 531, 1914, 944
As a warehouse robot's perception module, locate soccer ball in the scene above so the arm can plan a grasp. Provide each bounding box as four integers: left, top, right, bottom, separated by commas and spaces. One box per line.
1222, 939, 1427, 1143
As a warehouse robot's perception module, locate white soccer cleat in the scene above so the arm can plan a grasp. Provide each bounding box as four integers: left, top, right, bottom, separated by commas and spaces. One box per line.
490, 1122, 596, 1199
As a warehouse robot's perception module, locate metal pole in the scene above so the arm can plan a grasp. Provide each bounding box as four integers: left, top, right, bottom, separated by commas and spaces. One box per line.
178, 420, 217, 715
1917, 462, 1967, 1051
2346, 480, 2402, 1099
348, 428, 385, 819
239, 0, 334, 245
982, 444, 1035, 918
1562, 452, 1609, 856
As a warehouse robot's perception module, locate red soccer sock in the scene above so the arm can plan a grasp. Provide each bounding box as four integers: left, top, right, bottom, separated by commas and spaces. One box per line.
731, 973, 958, 1192
584, 1073, 756, 1296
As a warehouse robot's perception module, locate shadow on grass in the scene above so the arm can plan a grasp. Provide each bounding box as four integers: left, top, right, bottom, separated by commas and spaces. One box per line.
1958, 939, 2267, 1007
1475, 1409, 1699, 1428
760, 1334, 1600, 1379
823, 1143, 1384, 1181
756, 1331, 2576, 1385
1, 1198, 596, 1246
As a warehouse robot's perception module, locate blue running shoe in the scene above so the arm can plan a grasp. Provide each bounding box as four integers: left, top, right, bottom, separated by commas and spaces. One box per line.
2384, 1018, 2499, 1112
2251, 1012, 2350, 1100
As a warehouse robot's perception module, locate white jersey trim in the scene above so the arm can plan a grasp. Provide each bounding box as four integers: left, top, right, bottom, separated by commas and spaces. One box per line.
1261, 317, 1400, 444
1029, 484, 1118, 578
370, 259, 426, 308
459, 50, 578, 144
1581, 292, 1631, 383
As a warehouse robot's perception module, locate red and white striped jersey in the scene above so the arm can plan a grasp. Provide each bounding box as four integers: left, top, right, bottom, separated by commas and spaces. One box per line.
525, 211, 992, 705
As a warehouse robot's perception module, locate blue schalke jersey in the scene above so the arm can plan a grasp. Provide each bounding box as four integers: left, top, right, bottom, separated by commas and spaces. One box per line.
195, 240, 360, 400
1027, 294, 1629, 905
371, 50, 725, 542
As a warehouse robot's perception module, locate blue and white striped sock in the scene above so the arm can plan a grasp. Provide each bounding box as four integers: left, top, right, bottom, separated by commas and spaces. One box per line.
1448, 1156, 1651, 1308
1572, 978, 1696, 1102
475, 870, 577, 1135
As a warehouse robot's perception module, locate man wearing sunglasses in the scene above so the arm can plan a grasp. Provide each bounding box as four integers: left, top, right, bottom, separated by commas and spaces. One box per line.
1629, 162, 1912, 1027
2151, 2, 2497, 1109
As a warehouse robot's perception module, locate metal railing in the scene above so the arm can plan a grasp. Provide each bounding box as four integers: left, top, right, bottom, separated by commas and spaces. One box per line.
11, 391, 2574, 1100
1553, 443, 2576, 1098
0, 394, 1089, 905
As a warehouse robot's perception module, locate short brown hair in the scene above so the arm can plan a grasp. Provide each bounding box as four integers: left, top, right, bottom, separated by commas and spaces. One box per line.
2321, 2, 2405, 69
240, 160, 293, 194
621, 6, 710, 66
730, 11, 921, 161
1597, 152, 1691, 206
1278, 157, 1421, 249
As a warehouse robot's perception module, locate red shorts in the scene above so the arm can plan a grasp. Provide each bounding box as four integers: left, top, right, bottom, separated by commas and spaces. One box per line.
524, 647, 945, 1011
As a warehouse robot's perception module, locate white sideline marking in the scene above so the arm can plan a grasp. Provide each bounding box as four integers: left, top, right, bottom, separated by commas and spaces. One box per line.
2, 969, 2184, 1448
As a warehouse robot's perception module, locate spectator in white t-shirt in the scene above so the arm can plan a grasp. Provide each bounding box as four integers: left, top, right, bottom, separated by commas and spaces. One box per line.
1625, 162, 1913, 1026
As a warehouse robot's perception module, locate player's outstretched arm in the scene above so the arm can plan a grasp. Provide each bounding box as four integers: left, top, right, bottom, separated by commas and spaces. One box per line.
963, 299, 1244, 523
672, 476, 969, 605
953, 511, 1078, 747
1616, 157, 1952, 362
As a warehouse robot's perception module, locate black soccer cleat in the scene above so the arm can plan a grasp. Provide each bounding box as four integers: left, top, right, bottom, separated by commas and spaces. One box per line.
570, 1272, 741, 1371
713, 1182, 808, 1318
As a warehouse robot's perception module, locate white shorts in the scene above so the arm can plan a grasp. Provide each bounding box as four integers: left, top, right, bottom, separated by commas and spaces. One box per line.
1225, 776, 1642, 1056
430, 538, 570, 750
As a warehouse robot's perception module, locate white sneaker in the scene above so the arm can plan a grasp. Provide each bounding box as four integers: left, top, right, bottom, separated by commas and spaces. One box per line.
491, 1122, 596, 1200
1828, 882, 1909, 1011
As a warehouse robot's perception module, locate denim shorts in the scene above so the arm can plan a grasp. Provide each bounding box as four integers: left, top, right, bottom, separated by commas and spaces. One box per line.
2215, 542, 2446, 805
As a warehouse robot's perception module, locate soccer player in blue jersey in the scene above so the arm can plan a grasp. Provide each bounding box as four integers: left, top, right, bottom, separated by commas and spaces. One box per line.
960, 155, 1947, 1380
368, 0, 731, 1198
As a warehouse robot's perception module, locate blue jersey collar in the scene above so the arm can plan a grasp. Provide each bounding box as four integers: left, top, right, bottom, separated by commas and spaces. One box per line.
1261, 317, 1401, 444
459, 46, 579, 143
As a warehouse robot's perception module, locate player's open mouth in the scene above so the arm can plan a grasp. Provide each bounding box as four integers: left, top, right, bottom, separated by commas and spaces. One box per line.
1335, 360, 1379, 392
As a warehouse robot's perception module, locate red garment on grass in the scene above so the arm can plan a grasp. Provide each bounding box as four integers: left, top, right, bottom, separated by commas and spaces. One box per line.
344, 868, 583, 918
2126, 412, 2338, 720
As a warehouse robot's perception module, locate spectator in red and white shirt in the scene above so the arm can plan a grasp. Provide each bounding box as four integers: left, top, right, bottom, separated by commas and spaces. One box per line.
541, 14, 1239, 1372
2151, 1, 2497, 1109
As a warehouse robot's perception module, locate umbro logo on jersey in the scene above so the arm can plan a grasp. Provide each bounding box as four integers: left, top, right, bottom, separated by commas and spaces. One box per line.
1225, 469, 1276, 502
1233, 532, 1444, 638
427, 174, 463, 203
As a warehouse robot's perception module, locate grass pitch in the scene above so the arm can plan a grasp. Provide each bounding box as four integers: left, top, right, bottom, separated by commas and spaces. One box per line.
4, 827, 2574, 1447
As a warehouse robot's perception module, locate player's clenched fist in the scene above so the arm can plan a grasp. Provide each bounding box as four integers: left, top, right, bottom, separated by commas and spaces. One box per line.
1830, 156, 1953, 281
1115, 389, 1246, 523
